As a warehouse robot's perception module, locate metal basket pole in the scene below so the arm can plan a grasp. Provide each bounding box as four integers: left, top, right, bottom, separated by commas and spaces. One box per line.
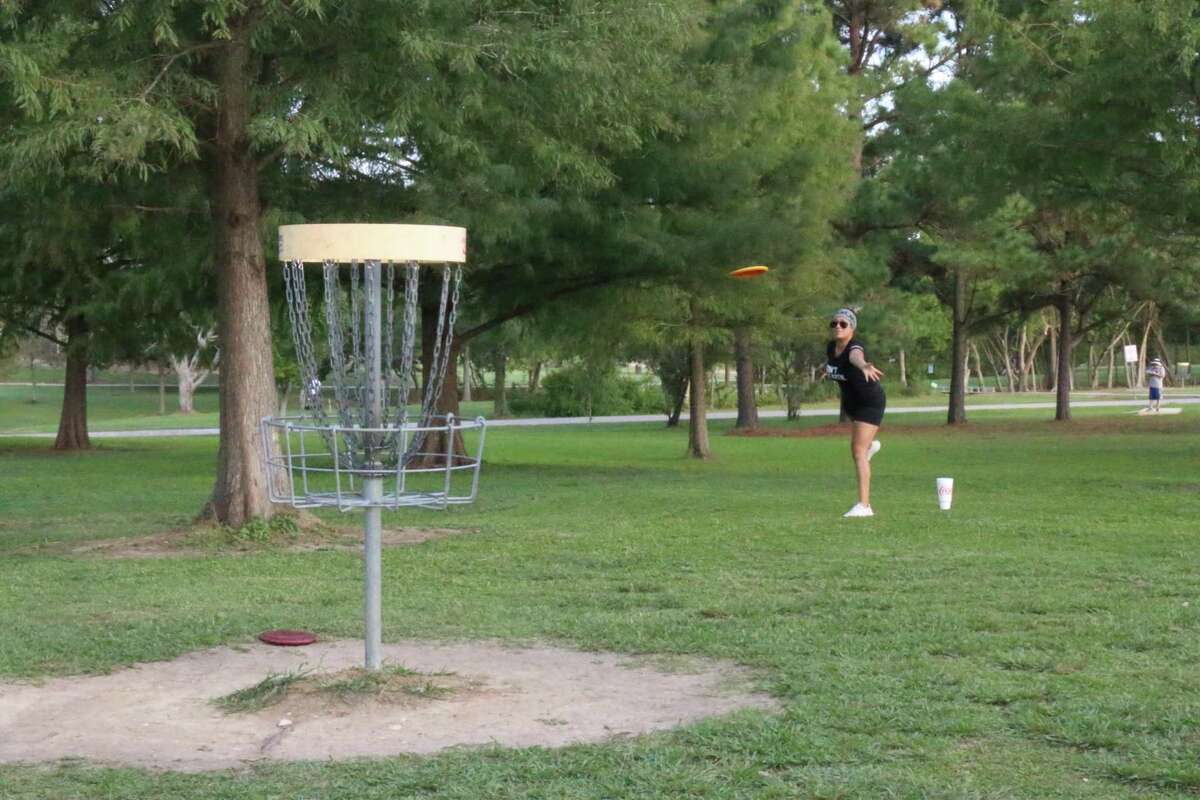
363, 260, 384, 670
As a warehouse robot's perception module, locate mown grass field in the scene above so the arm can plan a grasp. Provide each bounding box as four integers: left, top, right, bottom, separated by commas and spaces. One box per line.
0, 381, 1118, 436
1, 408, 1198, 798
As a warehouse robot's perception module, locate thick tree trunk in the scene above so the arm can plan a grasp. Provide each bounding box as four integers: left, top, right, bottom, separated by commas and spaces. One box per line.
948, 269, 968, 424
1054, 295, 1073, 421
687, 339, 711, 458
529, 361, 542, 391
493, 351, 510, 418
178, 378, 197, 414
899, 348, 908, 387
54, 316, 90, 451
733, 326, 758, 430
203, 25, 278, 526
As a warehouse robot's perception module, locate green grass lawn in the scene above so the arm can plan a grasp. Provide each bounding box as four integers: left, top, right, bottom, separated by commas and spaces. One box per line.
0, 384, 222, 433
0, 385, 503, 434
1, 410, 1199, 798
0, 381, 1122, 436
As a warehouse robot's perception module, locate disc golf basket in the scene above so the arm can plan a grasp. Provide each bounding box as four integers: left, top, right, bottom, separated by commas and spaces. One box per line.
261, 224, 486, 669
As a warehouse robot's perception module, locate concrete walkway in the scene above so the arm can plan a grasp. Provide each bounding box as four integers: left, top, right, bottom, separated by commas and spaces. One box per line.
2, 397, 1195, 439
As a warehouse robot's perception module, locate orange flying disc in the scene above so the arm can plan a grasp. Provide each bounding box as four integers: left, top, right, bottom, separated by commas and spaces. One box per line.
729, 265, 769, 279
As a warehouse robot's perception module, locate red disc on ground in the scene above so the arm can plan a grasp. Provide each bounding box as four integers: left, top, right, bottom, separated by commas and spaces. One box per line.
258, 629, 318, 647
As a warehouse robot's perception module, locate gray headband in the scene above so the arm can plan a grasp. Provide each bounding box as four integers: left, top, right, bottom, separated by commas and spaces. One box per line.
833, 308, 857, 329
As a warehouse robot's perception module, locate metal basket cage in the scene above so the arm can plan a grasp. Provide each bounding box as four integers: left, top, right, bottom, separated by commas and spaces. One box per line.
261, 414, 486, 511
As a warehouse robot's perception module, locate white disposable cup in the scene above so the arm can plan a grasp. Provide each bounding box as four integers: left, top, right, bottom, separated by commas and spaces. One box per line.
936, 477, 954, 511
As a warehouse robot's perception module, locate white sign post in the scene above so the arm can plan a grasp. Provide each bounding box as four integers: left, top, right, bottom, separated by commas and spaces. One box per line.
1123, 344, 1139, 394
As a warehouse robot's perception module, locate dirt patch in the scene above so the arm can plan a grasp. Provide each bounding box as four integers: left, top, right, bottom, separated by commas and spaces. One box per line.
0, 640, 777, 771
56, 525, 475, 560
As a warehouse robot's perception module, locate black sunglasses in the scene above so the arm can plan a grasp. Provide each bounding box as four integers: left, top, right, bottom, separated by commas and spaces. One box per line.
829, 320, 851, 329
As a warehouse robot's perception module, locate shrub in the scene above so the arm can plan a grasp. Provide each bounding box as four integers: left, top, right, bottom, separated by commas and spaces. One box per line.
511, 364, 665, 418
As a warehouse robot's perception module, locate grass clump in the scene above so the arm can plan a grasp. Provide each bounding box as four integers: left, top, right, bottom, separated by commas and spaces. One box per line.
212, 669, 308, 713
222, 515, 301, 546
317, 665, 458, 705
214, 664, 459, 715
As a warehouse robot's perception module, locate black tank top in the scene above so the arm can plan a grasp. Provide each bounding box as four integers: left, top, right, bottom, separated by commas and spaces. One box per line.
826, 339, 886, 406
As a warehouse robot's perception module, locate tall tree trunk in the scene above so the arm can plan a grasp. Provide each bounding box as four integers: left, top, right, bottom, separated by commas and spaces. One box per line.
1054, 295, 1073, 421
688, 339, 711, 458
54, 315, 90, 451
1047, 317, 1058, 392
1025, 331, 1045, 392
420, 289, 467, 458
981, 341, 1002, 389
493, 351, 510, 418
971, 341, 986, 389
666, 373, 687, 428
948, 268, 968, 424
461, 344, 472, 403
999, 329, 1015, 393
1088, 342, 1099, 388
178, 373, 197, 413
899, 348, 908, 387
277, 380, 291, 417
203, 24, 278, 526
158, 363, 167, 415
687, 298, 710, 458
1106, 342, 1116, 389
1137, 307, 1153, 388
733, 326, 758, 430
1153, 323, 1173, 371
529, 361, 542, 391
1017, 327, 1028, 392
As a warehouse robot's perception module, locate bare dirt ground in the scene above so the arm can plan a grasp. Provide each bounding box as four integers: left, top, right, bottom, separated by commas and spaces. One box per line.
0, 640, 777, 772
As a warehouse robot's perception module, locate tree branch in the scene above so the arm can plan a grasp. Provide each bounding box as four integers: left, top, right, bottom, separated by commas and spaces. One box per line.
458, 272, 637, 343
8, 321, 68, 348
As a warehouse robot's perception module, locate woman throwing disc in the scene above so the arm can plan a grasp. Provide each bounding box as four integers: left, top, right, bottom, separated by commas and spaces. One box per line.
825, 308, 886, 517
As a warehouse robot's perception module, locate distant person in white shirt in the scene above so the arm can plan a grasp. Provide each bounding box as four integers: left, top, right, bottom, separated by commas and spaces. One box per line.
1147, 358, 1166, 412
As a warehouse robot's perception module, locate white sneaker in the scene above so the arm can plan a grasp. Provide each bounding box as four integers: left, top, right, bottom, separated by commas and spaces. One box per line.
843, 503, 874, 518
867, 440, 882, 461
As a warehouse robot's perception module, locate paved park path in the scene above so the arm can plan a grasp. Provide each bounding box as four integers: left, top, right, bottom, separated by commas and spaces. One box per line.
3, 396, 1196, 439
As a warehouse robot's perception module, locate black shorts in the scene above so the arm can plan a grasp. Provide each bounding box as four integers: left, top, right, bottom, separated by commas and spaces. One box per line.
843, 397, 886, 426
